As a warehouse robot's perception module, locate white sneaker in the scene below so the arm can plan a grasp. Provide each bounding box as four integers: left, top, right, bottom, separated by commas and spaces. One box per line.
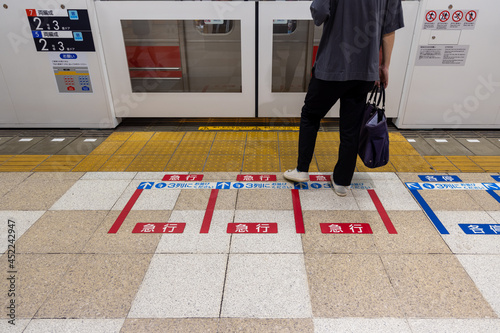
331, 179, 349, 197
283, 168, 309, 183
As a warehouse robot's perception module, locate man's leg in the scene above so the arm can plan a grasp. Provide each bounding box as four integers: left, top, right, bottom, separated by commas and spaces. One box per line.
333, 81, 375, 185
297, 78, 346, 172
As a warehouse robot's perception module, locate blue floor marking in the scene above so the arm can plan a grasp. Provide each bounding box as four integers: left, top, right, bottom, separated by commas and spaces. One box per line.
486, 190, 500, 204
410, 189, 449, 235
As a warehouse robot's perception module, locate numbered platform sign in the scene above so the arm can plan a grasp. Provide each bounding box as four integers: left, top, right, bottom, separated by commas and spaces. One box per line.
26, 9, 95, 52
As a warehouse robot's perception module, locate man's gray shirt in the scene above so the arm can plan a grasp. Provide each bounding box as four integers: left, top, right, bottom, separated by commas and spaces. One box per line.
311, 0, 404, 81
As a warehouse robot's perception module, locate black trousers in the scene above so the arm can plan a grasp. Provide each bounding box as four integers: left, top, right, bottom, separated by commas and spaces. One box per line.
297, 76, 374, 186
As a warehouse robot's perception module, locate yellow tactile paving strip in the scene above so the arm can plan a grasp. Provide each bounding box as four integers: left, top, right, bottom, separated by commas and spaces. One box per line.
0, 131, 499, 172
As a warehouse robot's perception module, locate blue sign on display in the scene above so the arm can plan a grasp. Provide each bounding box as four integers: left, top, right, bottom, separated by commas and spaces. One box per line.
459, 224, 500, 235
294, 182, 308, 190
60, 53, 77, 59
216, 182, 231, 189
491, 175, 500, 181
68, 10, 79, 20
418, 175, 462, 182
32, 31, 42, 38
73, 32, 83, 41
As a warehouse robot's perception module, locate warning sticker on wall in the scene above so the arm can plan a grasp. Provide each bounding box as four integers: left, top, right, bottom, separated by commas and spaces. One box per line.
415, 45, 469, 66
423, 9, 478, 30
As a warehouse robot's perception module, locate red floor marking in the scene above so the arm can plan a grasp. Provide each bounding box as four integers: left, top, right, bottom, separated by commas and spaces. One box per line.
367, 189, 397, 234
200, 189, 219, 233
291, 189, 305, 234
108, 189, 143, 234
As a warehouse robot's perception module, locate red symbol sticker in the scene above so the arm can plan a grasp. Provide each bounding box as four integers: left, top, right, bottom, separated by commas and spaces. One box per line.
26, 9, 37, 17
227, 223, 278, 234
236, 175, 277, 182
452, 11, 463, 22
426, 10, 437, 22
162, 174, 203, 181
466, 10, 477, 22
320, 223, 373, 234
439, 10, 450, 22
309, 175, 331, 182
67, 86, 75, 91
132, 223, 186, 233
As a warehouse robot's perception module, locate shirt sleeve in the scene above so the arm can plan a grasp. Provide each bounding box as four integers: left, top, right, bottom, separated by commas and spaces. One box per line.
382, 0, 405, 35
310, 0, 330, 26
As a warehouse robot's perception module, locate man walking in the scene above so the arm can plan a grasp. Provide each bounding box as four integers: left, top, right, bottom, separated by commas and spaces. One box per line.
284, 0, 404, 196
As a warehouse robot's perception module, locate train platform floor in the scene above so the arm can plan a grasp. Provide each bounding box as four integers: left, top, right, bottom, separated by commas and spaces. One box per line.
1, 118, 500, 332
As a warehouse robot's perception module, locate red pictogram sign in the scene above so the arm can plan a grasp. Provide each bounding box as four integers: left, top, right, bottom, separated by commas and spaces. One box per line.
309, 175, 331, 181
426, 10, 437, 22
162, 174, 203, 181
466, 10, 477, 22
67, 86, 75, 91
320, 223, 373, 234
132, 223, 186, 233
236, 175, 277, 182
26, 9, 37, 17
227, 223, 278, 234
439, 10, 450, 22
452, 11, 463, 22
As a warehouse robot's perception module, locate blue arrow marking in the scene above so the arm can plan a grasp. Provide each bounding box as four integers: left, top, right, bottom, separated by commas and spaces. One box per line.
138, 182, 154, 189
216, 182, 231, 189
294, 182, 308, 190
482, 183, 500, 191
410, 189, 449, 234
486, 190, 500, 204
491, 175, 500, 182
406, 182, 422, 190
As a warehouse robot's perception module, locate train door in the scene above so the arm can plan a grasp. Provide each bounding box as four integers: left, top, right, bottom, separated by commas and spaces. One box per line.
95, 1, 255, 117
258, 0, 421, 118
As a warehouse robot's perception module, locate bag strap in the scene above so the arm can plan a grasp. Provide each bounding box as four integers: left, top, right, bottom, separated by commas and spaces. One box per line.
376, 84, 386, 109
368, 86, 378, 103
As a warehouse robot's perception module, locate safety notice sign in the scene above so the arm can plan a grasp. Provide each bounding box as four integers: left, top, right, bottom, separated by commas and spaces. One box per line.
423, 9, 478, 30
415, 45, 469, 66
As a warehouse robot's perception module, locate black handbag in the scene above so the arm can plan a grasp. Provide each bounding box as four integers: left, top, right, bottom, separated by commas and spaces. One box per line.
358, 85, 389, 168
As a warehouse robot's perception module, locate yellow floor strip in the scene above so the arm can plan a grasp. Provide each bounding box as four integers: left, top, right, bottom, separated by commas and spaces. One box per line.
391, 155, 432, 172
0, 155, 14, 163
199, 126, 299, 131
105, 132, 133, 141
447, 156, 484, 172
424, 156, 460, 172
245, 142, 279, 155
99, 155, 136, 172
278, 132, 299, 141
165, 154, 207, 172
390, 141, 421, 155
388, 132, 408, 142
210, 141, 246, 155
243, 155, 280, 172
183, 132, 216, 141
315, 155, 337, 172
150, 132, 185, 141
73, 155, 112, 172
128, 132, 154, 141
90, 141, 124, 155
247, 132, 278, 141
126, 155, 172, 172
214, 132, 247, 141
34, 155, 86, 172
139, 142, 178, 155
115, 141, 148, 155
468, 156, 500, 172
204, 154, 243, 172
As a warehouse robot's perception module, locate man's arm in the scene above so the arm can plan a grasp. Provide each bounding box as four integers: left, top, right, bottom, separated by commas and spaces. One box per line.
379, 31, 395, 88
310, 0, 330, 26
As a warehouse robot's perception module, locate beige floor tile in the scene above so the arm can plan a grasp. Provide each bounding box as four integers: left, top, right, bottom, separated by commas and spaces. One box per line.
121, 319, 219, 333
0, 179, 77, 210
381, 254, 497, 318
419, 190, 483, 211
302, 211, 378, 254
218, 318, 314, 333
0, 254, 74, 319
468, 190, 500, 211
396, 173, 427, 183
305, 254, 403, 317
25, 172, 84, 181
0, 172, 32, 197
456, 173, 498, 182
35, 254, 153, 318
236, 189, 293, 210
372, 211, 451, 254
83, 211, 169, 254
17, 211, 108, 253
174, 189, 237, 210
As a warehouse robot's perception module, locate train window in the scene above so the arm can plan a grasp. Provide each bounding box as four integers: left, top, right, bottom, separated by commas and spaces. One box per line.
272, 20, 297, 34
194, 20, 234, 35
121, 20, 242, 93
272, 20, 321, 92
